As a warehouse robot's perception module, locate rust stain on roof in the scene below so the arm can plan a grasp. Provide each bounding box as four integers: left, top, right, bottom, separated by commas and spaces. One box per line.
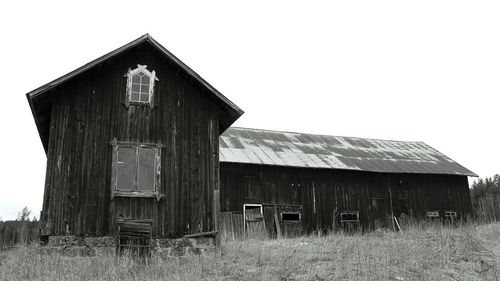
220, 127, 477, 176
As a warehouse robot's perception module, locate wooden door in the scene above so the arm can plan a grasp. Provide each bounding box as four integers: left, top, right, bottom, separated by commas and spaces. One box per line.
243, 204, 268, 239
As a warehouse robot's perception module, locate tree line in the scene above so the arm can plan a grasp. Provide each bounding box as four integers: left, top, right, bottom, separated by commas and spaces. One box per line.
0, 207, 39, 250
470, 174, 500, 222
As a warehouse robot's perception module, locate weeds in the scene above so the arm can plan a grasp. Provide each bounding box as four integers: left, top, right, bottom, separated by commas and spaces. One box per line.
1, 222, 500, 281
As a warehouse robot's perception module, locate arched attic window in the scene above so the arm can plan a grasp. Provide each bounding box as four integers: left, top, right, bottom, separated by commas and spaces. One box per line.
125, 64, 159, 107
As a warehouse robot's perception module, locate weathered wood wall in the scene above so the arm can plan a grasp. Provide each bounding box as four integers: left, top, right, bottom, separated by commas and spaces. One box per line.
220, 163, 472, 234
39, 43, 220, 238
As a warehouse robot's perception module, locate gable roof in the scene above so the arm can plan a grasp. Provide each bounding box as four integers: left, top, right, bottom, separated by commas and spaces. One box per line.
26, 34, 244, 153
220, 127, 477, 176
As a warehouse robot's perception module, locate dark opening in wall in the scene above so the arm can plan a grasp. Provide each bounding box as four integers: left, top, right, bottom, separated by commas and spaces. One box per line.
340, 211, 359, 222
281, 212, 301, 222
445, 211, 457, 218
244, 204, 262, 211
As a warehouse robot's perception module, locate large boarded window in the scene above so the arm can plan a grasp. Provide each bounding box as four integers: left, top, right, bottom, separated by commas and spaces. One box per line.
111, 140, 162, 200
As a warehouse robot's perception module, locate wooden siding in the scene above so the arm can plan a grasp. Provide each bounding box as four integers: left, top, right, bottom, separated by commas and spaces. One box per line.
220, 163, 472, 234
39, 43, 220, 238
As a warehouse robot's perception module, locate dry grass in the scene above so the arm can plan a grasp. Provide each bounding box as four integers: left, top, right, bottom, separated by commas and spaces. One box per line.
1, 222, 500, 281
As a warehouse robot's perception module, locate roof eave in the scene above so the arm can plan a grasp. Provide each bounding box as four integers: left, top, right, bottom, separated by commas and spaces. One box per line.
27, 34, 244, 119
26, 93, 48, 155
27, 34, 149, 99
144, 35, 244, 119
220, 160, 478, 177
26, 34, 244, 149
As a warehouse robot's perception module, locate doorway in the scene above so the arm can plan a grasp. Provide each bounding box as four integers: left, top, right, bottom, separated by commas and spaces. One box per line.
243, 204, 267, 239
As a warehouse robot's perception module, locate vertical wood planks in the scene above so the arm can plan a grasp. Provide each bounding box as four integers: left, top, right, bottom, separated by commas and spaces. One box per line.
219, 162, 473, 234
40, 44, 222, 238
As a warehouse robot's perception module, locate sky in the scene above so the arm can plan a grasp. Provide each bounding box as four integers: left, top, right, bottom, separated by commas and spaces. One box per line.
0, 0, 499, 220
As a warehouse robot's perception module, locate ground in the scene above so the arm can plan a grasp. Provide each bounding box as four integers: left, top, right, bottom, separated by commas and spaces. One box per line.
1, 222, 500, 281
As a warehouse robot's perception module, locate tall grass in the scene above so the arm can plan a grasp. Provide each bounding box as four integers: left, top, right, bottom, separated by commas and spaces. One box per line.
1, 222, 499, 281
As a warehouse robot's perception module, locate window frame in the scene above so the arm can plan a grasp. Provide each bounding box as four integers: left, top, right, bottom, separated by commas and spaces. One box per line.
444, 211, 457, 218
124, 64, 159, 108
110, 138, 163, 201
426, 210, 440, 218
340, 211, 359, 223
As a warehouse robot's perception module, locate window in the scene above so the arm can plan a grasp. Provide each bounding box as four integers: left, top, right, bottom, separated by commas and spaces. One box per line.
281, 211, 301, 223
445, 211, 457, 218
340, 211, 359, 222
111, 139, 162, 200
426, 211, 440, 218
125, 65, 159, 107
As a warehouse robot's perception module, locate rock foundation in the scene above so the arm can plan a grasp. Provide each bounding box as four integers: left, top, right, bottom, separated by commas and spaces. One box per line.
40, 235, 216, 257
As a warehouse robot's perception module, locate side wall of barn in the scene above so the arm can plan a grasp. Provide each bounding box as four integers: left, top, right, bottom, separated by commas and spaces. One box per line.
220, 163, 472, 234
40, 43, 220, 238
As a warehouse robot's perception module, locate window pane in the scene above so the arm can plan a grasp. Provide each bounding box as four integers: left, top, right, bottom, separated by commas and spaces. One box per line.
141, 84, 150, 94
141, 75, 150, 85
132, 74, 141, 83
117, 147, 136, 191
137, 147, 156, 191
140, 94, 149, 102
131, 92, 140, 101
132, 83, 140, 92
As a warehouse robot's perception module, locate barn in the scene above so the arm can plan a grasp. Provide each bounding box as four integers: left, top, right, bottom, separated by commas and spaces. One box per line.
27, 34, 477, 249
218, 127, 476, 238
26, 34, 243, 247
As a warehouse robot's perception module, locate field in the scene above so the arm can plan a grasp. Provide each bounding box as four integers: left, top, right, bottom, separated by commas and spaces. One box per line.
1, 223, 500, 281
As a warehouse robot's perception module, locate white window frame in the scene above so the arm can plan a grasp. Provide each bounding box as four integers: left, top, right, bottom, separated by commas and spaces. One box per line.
426, 211, 440, 218
242, 204, 263, 235
444, 211, 457, 218
124, 64, 159, 107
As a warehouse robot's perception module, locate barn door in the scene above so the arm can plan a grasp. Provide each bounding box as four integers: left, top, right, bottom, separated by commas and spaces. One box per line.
391, 189, 410, 225
243, 204, 268, 239
371, 197, 388, 229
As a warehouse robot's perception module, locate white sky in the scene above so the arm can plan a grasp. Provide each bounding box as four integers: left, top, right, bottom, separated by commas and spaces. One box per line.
0, 1, 499, 220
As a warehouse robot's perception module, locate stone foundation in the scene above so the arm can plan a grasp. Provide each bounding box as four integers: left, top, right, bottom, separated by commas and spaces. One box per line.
40, 235, 216, 257
153, 237, 216, 257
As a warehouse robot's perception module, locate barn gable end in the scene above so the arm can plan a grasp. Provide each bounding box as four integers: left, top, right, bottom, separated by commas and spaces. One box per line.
27, 35, 243, 239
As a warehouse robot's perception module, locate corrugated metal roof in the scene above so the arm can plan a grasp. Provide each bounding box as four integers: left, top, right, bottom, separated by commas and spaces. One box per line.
220, 127, 477, 176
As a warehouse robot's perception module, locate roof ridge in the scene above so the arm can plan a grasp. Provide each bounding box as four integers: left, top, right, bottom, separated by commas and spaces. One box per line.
227, 126, 425, 144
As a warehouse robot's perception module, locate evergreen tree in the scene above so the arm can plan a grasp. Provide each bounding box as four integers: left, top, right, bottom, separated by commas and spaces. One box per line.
471, 174, 500, 221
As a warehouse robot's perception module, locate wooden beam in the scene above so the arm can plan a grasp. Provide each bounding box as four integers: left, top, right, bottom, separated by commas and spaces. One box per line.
183, 230, 219, 238
213, 189, 221, 246
274, 206, 282, 239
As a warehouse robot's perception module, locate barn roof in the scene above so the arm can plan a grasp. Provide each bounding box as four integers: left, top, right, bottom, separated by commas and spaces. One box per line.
220, 127, 477, 176
27, 34, 244, 153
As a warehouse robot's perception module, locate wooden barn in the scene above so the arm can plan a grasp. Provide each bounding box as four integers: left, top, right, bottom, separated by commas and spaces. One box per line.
26, 34, 243, 242
218, 127, 476, 238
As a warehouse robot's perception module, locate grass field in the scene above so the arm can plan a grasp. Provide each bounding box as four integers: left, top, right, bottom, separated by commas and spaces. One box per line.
1, 222, 500, 281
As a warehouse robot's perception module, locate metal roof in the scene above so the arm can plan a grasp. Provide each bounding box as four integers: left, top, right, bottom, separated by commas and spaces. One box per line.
220, 127, 477, 176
